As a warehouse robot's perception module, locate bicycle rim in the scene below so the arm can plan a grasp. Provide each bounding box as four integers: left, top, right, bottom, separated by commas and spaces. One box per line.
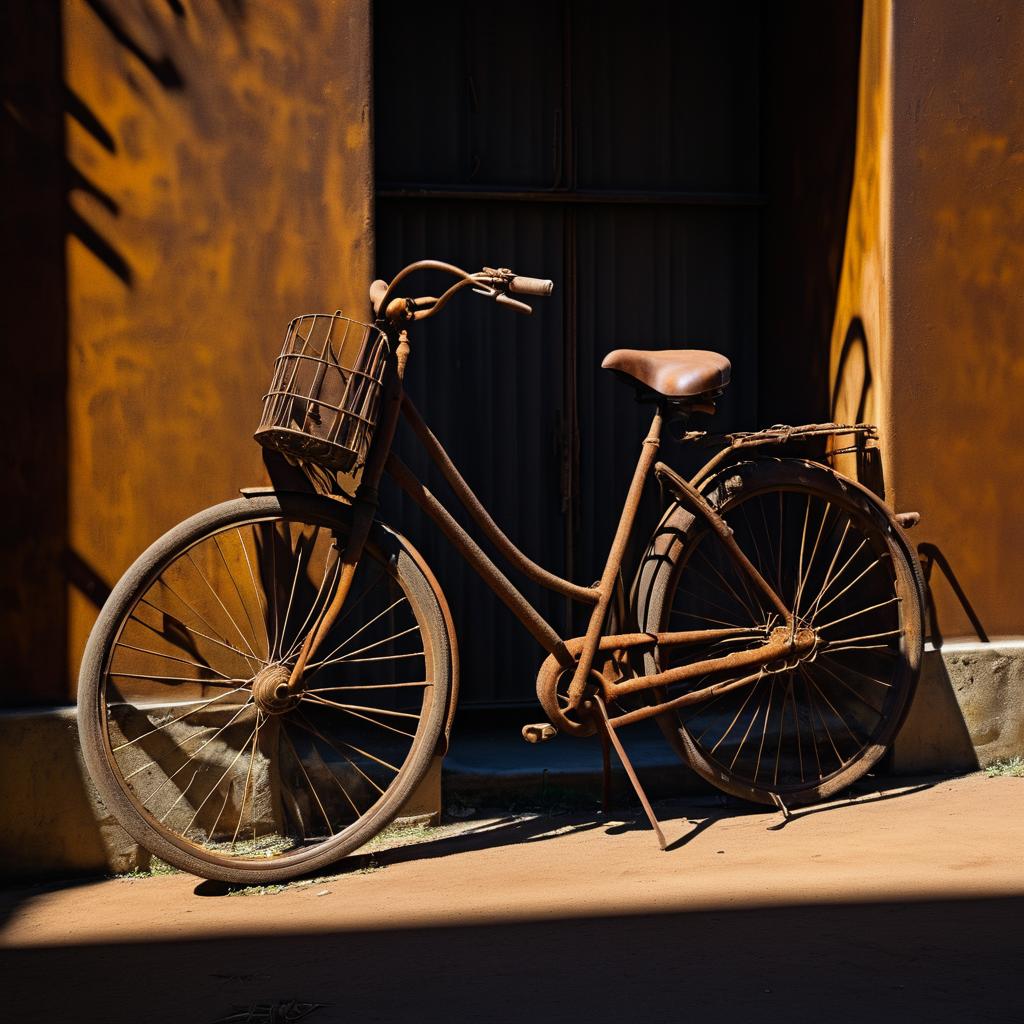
646, 461, 921, 805
79, 495, 449, 881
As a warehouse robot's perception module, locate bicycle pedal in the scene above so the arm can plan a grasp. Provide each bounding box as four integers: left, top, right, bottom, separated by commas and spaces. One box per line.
522, 723, 557, 744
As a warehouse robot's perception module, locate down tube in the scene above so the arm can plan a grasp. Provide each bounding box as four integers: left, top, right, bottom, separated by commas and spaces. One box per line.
385, 452, 575, 670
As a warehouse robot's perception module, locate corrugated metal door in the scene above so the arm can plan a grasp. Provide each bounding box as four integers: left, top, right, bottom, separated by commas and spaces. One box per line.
374, 1, 761, 705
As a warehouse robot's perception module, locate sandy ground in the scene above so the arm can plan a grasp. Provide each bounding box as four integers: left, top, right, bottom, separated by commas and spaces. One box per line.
2, 773, 1022, 1023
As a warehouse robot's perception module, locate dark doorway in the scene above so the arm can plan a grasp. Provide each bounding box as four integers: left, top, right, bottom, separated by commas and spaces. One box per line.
373, 1, 859, 706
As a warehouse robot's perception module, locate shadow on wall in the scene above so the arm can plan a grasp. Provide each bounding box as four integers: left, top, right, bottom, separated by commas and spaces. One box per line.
831, 317, 989, 649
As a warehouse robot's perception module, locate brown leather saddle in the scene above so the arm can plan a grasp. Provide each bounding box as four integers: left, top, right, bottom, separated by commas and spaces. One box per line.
601, 348, 731, 410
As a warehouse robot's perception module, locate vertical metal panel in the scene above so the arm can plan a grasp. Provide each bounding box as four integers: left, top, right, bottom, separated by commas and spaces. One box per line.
375, 0, 563, 187
375, 202, 568, 706
573, 4, 760, 191
375, 0, 762, 705
574, 205, 760, 587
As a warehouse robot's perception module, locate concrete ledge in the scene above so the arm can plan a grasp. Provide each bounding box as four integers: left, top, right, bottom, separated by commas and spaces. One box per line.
892, 641, 1024, 773
0, 706, 439, 880
1, 641, 1020, 879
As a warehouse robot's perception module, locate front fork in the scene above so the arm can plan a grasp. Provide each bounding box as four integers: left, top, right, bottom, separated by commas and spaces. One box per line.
282, 328, 411, 698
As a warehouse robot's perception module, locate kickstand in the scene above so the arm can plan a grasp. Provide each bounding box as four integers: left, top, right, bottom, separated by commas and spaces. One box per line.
592, 694, 667, 850
598, 724, 612, 815
770, 792, 792, 822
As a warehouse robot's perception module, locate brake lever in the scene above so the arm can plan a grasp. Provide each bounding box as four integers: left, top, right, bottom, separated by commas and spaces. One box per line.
495, 293, 533, 315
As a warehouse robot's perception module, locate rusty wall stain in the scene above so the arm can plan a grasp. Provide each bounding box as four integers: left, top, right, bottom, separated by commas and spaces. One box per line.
888, 0, 1024, 638
63, 0, 373, 699
830, 0, 1023, 638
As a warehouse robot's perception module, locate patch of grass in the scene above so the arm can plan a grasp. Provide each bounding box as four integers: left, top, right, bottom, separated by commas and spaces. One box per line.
117, 856, 179, 880
226, 882, 286, 896
365, 820, 435, 849
986, 756, 1024, 778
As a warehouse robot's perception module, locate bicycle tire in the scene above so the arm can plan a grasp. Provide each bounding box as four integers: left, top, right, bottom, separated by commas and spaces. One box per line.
78, 493, 451, 883
633, 458, 923, 807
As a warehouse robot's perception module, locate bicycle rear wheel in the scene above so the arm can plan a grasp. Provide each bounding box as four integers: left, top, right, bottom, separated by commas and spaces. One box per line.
635, 459, 923, 806
78, 493, 451, 883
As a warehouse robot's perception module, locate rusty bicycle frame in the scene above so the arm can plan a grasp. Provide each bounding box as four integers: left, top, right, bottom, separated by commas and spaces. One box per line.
280, 259, 869, 846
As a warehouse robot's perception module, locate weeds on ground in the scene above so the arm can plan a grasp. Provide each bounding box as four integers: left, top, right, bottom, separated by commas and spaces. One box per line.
118, 857, 178, 880
985, 756, 1024, 778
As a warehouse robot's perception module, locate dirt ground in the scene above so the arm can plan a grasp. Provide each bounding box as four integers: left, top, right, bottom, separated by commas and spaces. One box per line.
2, 772, 1022, 1024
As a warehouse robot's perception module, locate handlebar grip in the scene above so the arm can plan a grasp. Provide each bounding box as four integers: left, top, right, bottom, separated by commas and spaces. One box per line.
369, 279, 389, 313
509, 276, 554, 297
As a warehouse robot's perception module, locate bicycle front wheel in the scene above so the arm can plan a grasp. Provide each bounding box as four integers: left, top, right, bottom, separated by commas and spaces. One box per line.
636, 459, 923, 807
78, 493, 451, 883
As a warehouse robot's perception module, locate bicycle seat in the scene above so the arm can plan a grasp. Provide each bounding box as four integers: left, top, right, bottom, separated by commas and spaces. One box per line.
601, 349, 731, 399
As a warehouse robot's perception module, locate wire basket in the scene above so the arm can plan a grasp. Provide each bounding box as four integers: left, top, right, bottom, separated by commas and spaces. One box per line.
255, 311, 389, 474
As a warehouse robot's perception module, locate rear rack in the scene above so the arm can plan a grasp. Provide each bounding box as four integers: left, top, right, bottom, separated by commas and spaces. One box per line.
671, 422, 882, 492
676, 421, 878, 450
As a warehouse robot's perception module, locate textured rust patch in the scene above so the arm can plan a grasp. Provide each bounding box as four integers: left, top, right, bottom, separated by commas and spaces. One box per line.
63, 0, 373, 699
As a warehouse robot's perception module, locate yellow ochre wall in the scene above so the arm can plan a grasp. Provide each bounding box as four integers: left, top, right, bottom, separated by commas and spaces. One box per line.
63, 0, 374, 699
832, 0, 1024, 639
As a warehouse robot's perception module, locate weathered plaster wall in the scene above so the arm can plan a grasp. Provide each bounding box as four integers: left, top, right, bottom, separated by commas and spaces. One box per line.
830, 0, 1023, 639
61, 0, 374, 702
888, 0, 1024, 638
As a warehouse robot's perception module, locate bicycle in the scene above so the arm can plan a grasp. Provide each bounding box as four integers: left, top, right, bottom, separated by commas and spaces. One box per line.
78, 259, 925, 883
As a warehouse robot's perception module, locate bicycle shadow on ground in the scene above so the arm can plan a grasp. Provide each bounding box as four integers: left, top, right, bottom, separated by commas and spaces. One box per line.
188, 775, 941, 896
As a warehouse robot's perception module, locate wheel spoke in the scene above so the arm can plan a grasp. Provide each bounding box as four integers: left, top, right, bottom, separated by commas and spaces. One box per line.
813, 554, 886, 621
112, 641, 234, 678
753, 676, 776, 782
302, 693, 418, 739
803, 519, 853, 618
281, 724, 334, 836
818, 651, 893, 688
807, 538, 870, 620
304, 735, 362, 820
237, 528, 272, 661
134, 600, 256, 666
292, 711, 387, 797
801, 667, 844, 767
184, 721, 259, 836
308, 627, 424, 671
306, 680, 432, 693
109, 672, 245, 687
214, 534, 264, 667
811, 657, 884, 718
282, 547, 341, 664
229, 709, 265, 850
729, 688, 765, 771
185, 551, 262, 668
111, 683, 250, 752
709, 679, 761, 756
816, 596, 901, 633
692, 545, 762, 624
801, 666, 862, 749
788, 678, 805, 783
278, 527, 319, 661
155, 577, 253, 670
306, 596, 409, 669
130, 700, 254, 792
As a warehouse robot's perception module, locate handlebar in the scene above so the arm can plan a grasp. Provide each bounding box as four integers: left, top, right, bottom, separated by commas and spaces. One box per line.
369, 260, 554, 324
508, 276, 554, 297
